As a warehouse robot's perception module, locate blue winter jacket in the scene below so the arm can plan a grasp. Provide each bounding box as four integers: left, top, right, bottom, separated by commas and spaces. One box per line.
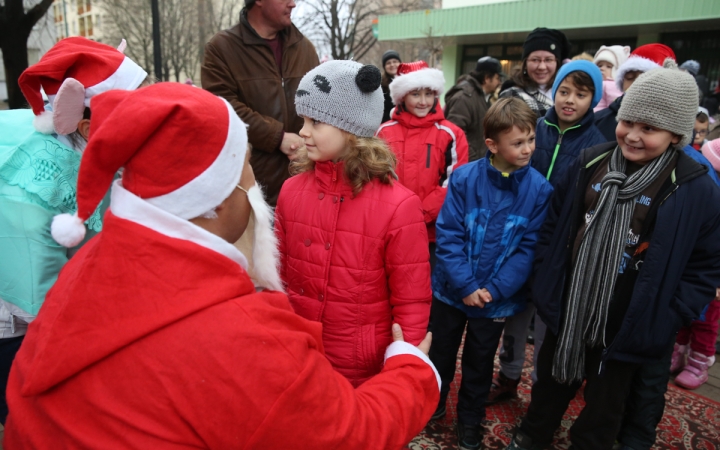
432, 154, 553, 318
532, 107, 606, 187
533, 142, 720, 366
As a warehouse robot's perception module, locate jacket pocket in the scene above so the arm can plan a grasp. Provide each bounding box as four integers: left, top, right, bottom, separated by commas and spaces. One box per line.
359, 324, 379, 371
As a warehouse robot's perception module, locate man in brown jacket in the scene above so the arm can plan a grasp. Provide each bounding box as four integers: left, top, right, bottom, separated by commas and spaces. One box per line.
444, 57, 503, 162
202, 0, 319, 206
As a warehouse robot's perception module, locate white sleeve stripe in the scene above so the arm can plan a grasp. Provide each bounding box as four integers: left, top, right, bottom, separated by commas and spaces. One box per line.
375, 120, 399, 137
384, 341, 441, 392
435, 123, 458, 188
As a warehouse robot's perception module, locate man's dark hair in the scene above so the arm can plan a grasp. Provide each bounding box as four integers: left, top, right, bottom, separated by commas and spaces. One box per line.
483, 97, 537, 142
245, 0, 257, 10
562, 71, 595, 95
470, 70, 497, 86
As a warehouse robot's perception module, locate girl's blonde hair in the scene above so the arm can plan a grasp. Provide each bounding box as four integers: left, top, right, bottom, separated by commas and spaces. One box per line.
290, 133, 397, 197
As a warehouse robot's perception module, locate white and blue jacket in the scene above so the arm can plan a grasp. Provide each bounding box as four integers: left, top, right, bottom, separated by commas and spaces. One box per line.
432, 153, 553, 318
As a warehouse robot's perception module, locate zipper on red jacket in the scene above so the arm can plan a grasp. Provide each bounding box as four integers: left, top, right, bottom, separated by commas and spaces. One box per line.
426, 144, 432, 168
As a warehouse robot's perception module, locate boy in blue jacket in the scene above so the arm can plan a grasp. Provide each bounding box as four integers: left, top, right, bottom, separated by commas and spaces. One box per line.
428, 98, 553, 450
507, 61, 720, 450
489, 60, 606, 405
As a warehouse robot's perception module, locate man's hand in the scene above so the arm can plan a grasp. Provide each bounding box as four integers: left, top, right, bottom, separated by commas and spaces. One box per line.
280, 132, 303, 160
392, 323, 432, 356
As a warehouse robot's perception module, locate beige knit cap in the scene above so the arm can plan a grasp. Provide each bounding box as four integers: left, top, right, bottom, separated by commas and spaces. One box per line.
617, 58, 699, 148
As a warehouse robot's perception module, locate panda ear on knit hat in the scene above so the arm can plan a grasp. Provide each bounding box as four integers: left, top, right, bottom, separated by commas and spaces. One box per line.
51, 83, 249, 247
18, 36, 147, 135
389, 61, 445, 106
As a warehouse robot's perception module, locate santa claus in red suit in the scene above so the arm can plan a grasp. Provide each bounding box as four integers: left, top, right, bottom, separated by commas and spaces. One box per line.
3, 83, 440, 449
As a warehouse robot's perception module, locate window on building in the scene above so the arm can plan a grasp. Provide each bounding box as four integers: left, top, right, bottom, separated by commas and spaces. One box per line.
79, 17, 85, 36
78, 0, 84, 15
86, 0, 91, 13
87, 15, 93, 36
95, 14, 100, 29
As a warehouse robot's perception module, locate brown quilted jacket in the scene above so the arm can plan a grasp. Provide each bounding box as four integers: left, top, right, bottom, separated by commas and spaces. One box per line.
201, 12, 319, 206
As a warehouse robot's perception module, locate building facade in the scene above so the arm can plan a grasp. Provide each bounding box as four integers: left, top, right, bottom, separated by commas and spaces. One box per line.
52, 0, 106, 42
377, 0, 720, 100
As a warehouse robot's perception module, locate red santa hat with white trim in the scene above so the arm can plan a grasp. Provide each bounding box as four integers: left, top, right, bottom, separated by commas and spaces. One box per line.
19, 36, 147, 135
51, 83, 249, 249
389, 61, 445, 106
614, 43, 676, 92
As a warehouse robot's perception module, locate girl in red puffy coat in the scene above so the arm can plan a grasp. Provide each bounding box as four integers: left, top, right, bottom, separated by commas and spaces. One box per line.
376, 61, 469, 251
275, 60, 432, 387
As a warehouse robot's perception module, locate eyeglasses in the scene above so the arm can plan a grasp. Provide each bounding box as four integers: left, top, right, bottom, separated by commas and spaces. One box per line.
236, 185, 249, 195
695, 129, 708, 136
527, 58, 557, 66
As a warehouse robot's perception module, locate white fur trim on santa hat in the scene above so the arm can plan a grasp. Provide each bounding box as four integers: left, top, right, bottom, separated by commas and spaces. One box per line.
84, 57, 147, 106
146, 99, 248, 220
33, 110, 55, 134
51, 212, 86, 247
110, 180, 249, 269
385, 340, 441, 392
615, 55, 662, 92
246, 183, 284, 292
389, 68, 445, 105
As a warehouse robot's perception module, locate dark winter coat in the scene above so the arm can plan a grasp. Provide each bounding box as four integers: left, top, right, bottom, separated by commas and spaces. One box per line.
593, 94, 623, 142
444, 75, 492, 162
532, 107, 606, 186
432, 154, 553, 319
533, 142, 720, 367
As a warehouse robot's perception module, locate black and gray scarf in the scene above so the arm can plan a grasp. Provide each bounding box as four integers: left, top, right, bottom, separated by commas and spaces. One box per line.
552, 146, 676, 384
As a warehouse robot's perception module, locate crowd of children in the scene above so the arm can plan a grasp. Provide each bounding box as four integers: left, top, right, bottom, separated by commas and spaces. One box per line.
1, 28, 720, 450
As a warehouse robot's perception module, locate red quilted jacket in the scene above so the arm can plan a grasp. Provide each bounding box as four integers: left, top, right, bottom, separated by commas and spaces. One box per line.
275, 161, 432, 386
376, 108, 469, 241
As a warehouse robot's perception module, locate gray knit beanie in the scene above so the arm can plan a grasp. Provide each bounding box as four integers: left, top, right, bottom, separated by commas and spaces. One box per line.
295, 60, 383, 137
617, 59, 699, 148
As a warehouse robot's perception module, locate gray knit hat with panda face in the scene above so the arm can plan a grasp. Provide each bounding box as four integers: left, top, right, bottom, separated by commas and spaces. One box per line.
617, 58, 699, 148
295, 60, 383, 137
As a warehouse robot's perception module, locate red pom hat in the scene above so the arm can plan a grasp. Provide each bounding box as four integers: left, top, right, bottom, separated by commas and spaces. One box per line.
615, 43, 676, 92
388, 61, 445, 105
50, 83, 249, 247
19, 37, 147, 135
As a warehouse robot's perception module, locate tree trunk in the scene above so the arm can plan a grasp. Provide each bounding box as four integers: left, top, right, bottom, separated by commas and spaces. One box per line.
2, 32, 31, 109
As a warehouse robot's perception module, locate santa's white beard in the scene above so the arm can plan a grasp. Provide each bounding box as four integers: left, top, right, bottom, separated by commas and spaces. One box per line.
233, 183, 284, 292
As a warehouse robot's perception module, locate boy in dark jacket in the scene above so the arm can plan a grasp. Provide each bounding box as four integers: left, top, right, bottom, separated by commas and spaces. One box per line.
429, 98, 552, 450
445, 57, 504, 161
507, 61, 720, 450
488, 60, 605, 405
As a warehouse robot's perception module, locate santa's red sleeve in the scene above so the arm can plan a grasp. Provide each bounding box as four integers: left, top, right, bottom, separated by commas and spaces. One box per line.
245, 340, 440, 449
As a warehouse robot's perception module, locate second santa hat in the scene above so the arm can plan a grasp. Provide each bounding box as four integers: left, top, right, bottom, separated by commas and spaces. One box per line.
19, 37, 147, 135
389, 61, 445, 106
51, 83, 248, 247
615, 43, 675, 92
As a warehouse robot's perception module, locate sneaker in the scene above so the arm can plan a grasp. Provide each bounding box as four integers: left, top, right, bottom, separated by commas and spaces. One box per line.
486, 371, 520, 405
669, 343, 688, 374
457, 422, 482, 450
505, 429, 542, 450
430, 403, 446, 421
675, 351, 715, 389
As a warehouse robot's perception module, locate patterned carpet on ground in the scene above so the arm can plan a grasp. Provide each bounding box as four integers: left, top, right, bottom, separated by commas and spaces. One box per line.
407, 343, 720, 449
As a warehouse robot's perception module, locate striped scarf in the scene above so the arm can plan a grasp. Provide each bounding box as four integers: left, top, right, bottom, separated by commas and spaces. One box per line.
552, 146, 676, 384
